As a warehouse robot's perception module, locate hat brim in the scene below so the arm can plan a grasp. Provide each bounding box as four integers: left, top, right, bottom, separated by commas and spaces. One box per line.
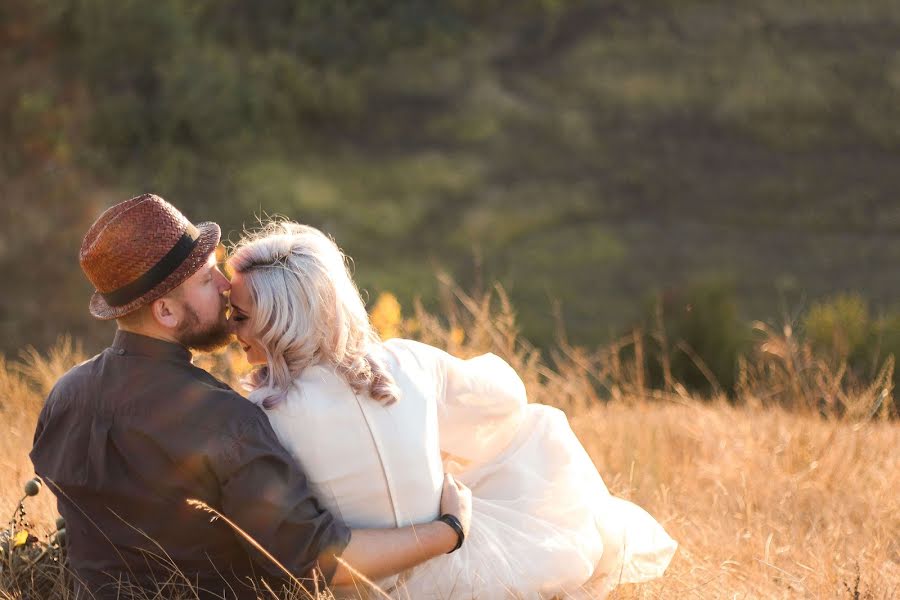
89, 222, 222, 320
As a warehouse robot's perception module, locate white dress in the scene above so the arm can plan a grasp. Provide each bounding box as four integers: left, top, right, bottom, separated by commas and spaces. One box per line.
254, 339, 677, 599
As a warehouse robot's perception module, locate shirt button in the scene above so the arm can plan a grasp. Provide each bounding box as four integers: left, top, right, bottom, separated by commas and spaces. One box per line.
117, 349, 126, 355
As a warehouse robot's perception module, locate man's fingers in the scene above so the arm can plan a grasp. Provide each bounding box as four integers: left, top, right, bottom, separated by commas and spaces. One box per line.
445, 473, 461, 493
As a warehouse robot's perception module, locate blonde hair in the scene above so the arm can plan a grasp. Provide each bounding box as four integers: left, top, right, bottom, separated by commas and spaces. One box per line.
227, 220, 399, 409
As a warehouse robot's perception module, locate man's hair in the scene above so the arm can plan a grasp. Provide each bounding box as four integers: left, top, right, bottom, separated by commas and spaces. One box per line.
116, 304, 152, 329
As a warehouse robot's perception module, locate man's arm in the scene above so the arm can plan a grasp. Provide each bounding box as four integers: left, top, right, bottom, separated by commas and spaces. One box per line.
330, 474, 471, 586
213, 406, 472, 586
332, 521, 456, 585
212, 407, 353, 582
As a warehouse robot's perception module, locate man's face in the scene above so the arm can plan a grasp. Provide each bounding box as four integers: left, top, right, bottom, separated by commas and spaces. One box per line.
171, 252, 232, 352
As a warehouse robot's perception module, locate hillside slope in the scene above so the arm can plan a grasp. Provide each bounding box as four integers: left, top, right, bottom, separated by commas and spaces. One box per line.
2, 0, 900, 353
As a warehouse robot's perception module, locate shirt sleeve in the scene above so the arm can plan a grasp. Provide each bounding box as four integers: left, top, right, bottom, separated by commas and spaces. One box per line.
209, 408, 352, 584
32, 399, 48, 446
386, 339, 528, 466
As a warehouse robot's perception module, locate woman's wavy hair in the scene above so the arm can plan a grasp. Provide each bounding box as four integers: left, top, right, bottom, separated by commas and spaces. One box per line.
227, 219, 399, 409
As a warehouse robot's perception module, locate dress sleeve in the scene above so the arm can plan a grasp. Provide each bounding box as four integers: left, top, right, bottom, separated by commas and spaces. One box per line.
209, 408, 352, 584
388, 339, 528, 467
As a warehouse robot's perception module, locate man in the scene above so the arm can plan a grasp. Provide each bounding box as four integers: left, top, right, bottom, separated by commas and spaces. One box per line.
30, 194, 471, 599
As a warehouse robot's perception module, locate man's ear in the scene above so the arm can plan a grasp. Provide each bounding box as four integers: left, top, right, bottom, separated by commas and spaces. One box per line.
150, 296, 182, 330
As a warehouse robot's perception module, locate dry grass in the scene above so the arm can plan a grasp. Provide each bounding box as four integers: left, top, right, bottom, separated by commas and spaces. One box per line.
1, 285, 898, 599
575, 401, 899, 599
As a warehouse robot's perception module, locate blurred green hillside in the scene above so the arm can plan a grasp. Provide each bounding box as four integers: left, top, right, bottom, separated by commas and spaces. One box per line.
3, 0, 900, 362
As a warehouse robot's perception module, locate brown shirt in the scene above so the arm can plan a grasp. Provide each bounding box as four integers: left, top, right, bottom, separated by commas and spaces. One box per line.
30, 330, 351, 599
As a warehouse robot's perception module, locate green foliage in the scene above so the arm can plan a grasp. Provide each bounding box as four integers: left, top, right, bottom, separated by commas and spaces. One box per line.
0, 479, 68, 597
619, 287, 900, 409
802, 295, 900, 413
2, 0, 900, 360
804, 293, 871, 360
640, 278, 751, 396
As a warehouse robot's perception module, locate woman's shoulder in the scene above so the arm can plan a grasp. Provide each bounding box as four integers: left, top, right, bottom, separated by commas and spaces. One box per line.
265, 365, 356, 410
381, 337, 445, 366
382, 337, 431, 354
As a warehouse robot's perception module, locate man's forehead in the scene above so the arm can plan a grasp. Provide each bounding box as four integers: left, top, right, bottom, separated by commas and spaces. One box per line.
186, 253, 217, 281
199, 252, 217, 270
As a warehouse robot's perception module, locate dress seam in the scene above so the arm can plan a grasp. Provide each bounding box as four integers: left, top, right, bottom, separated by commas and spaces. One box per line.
350, 393, 402, 528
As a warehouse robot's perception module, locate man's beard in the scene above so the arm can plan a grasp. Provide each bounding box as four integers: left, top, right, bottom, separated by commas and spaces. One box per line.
176, 303, 232, 352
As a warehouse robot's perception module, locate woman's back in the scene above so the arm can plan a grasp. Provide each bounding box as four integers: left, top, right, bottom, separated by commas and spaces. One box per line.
261, 340, 444, 531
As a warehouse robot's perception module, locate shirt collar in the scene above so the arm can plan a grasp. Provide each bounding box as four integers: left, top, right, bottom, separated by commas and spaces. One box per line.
111, 330, 193, 363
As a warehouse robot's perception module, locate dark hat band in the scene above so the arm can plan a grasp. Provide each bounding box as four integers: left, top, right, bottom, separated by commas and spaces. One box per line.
101, 225, 201, 307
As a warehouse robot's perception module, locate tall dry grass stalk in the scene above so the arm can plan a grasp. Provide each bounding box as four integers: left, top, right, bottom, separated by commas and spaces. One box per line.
2, 284, 898, 598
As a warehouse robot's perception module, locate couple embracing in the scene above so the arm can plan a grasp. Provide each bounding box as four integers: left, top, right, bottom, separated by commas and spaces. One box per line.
31, 194, 676, 599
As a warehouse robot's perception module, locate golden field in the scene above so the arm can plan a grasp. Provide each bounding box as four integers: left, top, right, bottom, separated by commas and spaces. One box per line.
1, 289, 898, 599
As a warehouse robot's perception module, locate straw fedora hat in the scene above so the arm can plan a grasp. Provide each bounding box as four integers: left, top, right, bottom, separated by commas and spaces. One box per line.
80, 193, 221, 320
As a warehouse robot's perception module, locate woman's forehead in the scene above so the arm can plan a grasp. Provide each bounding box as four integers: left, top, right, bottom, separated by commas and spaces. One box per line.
229, 272, 252, 307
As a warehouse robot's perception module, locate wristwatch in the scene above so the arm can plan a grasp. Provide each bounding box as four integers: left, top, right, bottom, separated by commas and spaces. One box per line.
437, 513, 465, 553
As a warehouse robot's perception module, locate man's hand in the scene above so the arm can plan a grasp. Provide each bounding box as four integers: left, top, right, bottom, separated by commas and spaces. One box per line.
331, 474, 474, 585
439, 473, 472, 537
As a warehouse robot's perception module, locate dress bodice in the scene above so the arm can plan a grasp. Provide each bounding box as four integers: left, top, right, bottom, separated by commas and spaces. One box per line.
259, 339, 528, 529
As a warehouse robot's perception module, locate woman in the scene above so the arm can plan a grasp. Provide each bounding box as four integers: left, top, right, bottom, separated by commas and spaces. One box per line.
226, 220, 676, 599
